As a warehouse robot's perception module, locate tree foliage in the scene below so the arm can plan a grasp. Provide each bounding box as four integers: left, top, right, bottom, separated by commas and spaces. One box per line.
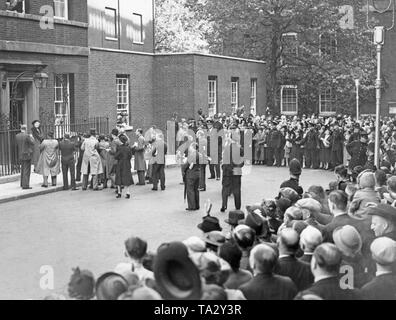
156, 0, 377, 115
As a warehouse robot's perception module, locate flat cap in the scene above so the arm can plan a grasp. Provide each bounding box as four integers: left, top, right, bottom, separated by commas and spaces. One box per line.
370, 237, 396, 265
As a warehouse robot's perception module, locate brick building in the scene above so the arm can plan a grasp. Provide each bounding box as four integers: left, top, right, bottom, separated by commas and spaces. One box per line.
0, 0, 267, 132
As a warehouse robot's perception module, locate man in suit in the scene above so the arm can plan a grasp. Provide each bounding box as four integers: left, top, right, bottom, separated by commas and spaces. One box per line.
274, 228, 314, 291
151, 133, 167, 191
133, 128, 147, 185
59, 133, 79, 191
267, 122, 282, 166
207, 119, 222, 180
302, 123, 320, 169
239, 243, 298, 300
295, 243, 361, 300
361, 237, 396, 300
15, 125, 35, 190
280, 158, 304, 196
367, 203, 396, 241
323, 191, 374, 250
299, 226, 323, 264
331, 123, 344, 168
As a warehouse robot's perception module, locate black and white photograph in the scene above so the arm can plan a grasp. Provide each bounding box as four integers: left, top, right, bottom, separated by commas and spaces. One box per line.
1, 0, 396, 308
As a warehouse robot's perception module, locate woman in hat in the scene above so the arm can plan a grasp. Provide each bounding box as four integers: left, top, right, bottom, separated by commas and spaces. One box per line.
31, 120, 44, 172
36, 131, 60, 187
115, 134, 134, 199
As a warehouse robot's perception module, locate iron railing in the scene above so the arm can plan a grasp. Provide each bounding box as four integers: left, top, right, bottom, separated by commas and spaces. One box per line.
0, 117, 109, 177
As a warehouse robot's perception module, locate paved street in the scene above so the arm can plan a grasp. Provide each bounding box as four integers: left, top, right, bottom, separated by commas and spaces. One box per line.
0, 166, 333, 300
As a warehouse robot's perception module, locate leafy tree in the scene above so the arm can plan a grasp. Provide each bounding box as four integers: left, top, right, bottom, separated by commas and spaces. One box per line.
155, 0, 211, 53
186, 0, 377, 115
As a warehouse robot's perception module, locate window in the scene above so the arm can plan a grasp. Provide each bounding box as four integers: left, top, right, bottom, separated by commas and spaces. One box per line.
132, 13, 143, 44
54, 74, 70, 125
105, 7, 118, 40
319, 88, 336, 114
231, 77, 239, 113
54, 0, 68, 19
389, 102, 396, 115
116, 76, 130, 125
320, 33, 337, 56
281, 32, 298, 65
250, 79, 257, 115
280, 85, 298, 115
208, 76, 217, 117
6, 0, 25, 13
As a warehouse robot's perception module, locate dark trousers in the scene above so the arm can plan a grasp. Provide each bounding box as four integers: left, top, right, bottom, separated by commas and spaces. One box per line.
274, 148, 283, 166
199, 164, 206, 189
186, 173, 200, 210
266, 147, 275, 166
305, 149, 319, 169
82, 174, 98, 190
76, 153, 83, 181
152, 164, 165, 190
222, 175, 242, 210
332, 149, 343, 167
62, 160, 76, 190
20, 160, 31, 188
137, 171, 145, 185
209, 163, 221, 179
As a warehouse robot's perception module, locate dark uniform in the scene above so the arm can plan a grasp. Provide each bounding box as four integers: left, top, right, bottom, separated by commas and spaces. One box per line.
346, 140, 368, 171
331, 127, 344, 168
267, 127, 282, 166
59, 137, 78, 190
183, 151, 202, 211
302, 127, 320, 169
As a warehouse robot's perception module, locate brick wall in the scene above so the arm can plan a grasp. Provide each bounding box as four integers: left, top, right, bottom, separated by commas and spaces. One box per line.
0, 51, 89, 124
153, 55, 195, 132
88, 49, 154, 131
193, 55, 267, 116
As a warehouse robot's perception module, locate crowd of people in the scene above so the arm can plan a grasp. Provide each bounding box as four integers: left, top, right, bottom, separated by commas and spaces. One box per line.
14, 112, 396, 300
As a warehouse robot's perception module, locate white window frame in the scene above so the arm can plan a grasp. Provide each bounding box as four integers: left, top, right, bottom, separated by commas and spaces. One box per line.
6, 0, 25, 13
105, 7, 118, 41
280, 85, 298, 115
250, 79, 257, 115
54, 74, 70, 126
53, 0, 68, 20
132, 13, 144, 44
231, 77, 239, 113
319, 33, 337, 56
281, 32, 298, 65
319, 87, 336, 115
208, 77, 217, 117
116, 76, 130, 125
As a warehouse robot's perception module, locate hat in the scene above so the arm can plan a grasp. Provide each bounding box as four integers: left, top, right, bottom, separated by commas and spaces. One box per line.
90, 128, 96, 136
333, 225, 362, 257
32, 120, 40, 126
224, 210, 245, 226
370, 237, 396, 265
367, 203, 396, 223
198, 215, 222, 233
243, 211, 264, 234
276, 198, 292, 213
95, 272, 129, 300
300, 225, 323, 250
119, 286, 163, 300
183, 236, 206, 253
358, 171, 375, 189
154, 242, 201, 300
387, 176, 396, 193
67, 268, 95, 300
296, 198, 322, 214
279, 187, 300, 204
289, 158, 302, 176
125, 237, 147, 260
233, 225, 256, 244
204, 231, 226, 247
119, 135, 128, 145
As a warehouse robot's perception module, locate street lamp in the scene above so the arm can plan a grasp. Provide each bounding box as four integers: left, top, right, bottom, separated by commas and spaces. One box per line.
355, 79, 360, 120
366, 0, 395, 168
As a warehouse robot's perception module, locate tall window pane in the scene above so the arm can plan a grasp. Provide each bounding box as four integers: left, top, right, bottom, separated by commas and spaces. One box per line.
250, 79, 257, 115
231, 77, 239, 113
54, 74, 70, 125
132, 13, 143, 43
319, 88, 336, 114
281, 85, 298, 115
116, 76, 130, 125
208, 76, 217, 117
105, 7, 118, 39
54, 0, 68, 19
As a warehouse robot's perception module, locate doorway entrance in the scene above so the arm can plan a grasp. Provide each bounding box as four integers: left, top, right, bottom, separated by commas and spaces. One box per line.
8, 81, 35, 129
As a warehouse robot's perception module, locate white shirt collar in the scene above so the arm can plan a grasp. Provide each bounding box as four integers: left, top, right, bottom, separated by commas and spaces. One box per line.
376, 270, 393, 277
314, 275, 335, 283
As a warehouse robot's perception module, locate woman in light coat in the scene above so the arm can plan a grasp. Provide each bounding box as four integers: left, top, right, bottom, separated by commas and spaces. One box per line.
36, 131, 60, 187
81, 129, 103, 191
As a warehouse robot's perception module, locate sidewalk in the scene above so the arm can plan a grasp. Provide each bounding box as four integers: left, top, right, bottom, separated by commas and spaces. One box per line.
0, 155, 178, 204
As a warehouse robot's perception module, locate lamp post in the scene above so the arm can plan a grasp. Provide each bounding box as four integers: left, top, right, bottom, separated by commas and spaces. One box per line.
355, 79, 360, 120
366, 0, 395, 168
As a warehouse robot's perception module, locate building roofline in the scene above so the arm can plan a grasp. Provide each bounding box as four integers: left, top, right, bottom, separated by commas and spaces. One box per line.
155, 52, 266, 64
90, 47, 266, 64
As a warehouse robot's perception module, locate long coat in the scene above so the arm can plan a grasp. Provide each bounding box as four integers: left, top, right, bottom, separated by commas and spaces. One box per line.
134, 135, 147, 171
31, 127, 44, 167
36, 139, 61, 177
115, 145, 134, 186
346, 141, 368, 170
81, 136, 103, 175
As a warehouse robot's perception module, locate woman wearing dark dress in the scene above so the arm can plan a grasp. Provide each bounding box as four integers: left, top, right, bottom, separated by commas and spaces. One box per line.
31, 120, 44, 172
115, 135, 134, 199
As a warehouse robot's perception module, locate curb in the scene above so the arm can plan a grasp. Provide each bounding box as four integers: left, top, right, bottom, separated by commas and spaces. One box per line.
0, 163, 179, 205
